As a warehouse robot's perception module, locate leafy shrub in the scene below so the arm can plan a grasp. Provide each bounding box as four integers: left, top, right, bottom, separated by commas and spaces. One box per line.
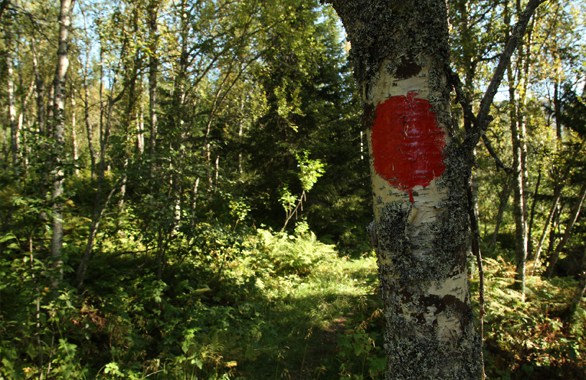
337, 307, 386, 379
253, 228, 337, 276
477, 257, 586, 379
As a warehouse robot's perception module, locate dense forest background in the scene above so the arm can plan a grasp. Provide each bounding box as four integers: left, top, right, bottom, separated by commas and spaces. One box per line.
0, 0, 585, 378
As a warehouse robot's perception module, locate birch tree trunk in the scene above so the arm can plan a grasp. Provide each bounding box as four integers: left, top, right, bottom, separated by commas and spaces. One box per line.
51, 0, 75, 285
328, 1, 482, 378
31, 37, 46, 134
527, 170, 542, 259
71, 94, 78, 176
147, 0, 159, 154
506, 0, 533, 297
508, 70, 529, 295
6, 27, 19, 173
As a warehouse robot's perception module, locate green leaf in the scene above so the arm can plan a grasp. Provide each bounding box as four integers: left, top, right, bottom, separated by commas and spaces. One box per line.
0, 233, 17, 244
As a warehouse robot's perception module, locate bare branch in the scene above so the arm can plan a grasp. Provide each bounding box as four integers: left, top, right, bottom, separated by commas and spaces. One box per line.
482, 134, 513, 173
474, 0, 548, 137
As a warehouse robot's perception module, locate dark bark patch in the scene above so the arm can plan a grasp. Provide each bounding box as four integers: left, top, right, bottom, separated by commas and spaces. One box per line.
420, 293, 472, 330
375, 202, 448, 284
327, 0, 450, 85
395, 56, 422, 79
363, 101, 376, 129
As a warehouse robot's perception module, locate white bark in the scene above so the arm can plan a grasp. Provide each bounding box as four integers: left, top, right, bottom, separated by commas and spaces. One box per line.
5, 26, 19, 171
51, 0, 75, 283
71, 95, 78, 175
148, 0, 159, 153
137, 106, 145, 154
367, 57, 481, 379
328, 1, 483, 377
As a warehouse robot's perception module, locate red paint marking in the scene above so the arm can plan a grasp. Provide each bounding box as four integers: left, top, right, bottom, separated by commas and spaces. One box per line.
371, 91, 446, 203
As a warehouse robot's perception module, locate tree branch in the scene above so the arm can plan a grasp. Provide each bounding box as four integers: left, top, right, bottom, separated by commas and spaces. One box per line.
482, 134, 513, 173
446, 68, 511, 173
473, 0, 548, 139
446, 67, 477, 128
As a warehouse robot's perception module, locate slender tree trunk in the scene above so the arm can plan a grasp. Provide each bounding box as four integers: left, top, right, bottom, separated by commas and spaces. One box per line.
532, 187, 562, 274
508, 71, 529, 296
329, 1, 482, 378
31, 38, 46, 134
79, 4, 96, 177
214, 154, 220, 187
16, 72, 36, 176
545, 183, 586, 278
7, 58, 19, 170
47, 79, 55, 133
238, 99, 244, 176
517, 5, 533, 288
50, 0, 75, 286
545, 204, 563, 261
553, 80, 563, 140
6, 28, 19, 173
204, 87, 225, 192
82, 61, 96, 177
71, 95, 78, 176
491, 176, 512, 249
137, 104, 145, 154
505, 1, 531, 294
191, 177, 200, 230
527, 169, 542, 259
467, 183, 486, 379
147, 0, 159, 154
118, 14, 141, 209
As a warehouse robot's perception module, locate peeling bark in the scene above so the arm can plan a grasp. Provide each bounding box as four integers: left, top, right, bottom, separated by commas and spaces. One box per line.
328, 1, 482, 378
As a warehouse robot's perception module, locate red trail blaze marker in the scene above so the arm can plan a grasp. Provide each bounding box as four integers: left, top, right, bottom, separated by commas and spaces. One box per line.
371, 91, 446, 203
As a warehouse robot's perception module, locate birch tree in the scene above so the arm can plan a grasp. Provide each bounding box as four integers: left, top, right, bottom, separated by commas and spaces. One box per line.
50, 0, 75, 284
4, 23, 18, 173
326, 0, 546, 378
325, 1, 482, 377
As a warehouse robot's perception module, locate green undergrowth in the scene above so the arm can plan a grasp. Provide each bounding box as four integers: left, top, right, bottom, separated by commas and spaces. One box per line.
2, 226, 585, 379
0, 227, 385, 379
470, 256, 586, 380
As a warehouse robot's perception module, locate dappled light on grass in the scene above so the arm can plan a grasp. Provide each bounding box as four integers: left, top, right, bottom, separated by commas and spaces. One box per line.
224, 230, 385, 379
1, 220, 585, 378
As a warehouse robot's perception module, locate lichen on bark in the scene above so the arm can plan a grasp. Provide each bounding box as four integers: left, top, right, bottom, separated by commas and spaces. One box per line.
327, 0, 483, 378
328, 0, 450, 88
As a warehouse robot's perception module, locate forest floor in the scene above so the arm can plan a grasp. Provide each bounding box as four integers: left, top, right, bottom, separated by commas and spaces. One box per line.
2, 229, 585, 379
220, 250, 586, 380
230, 253, 385, 379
